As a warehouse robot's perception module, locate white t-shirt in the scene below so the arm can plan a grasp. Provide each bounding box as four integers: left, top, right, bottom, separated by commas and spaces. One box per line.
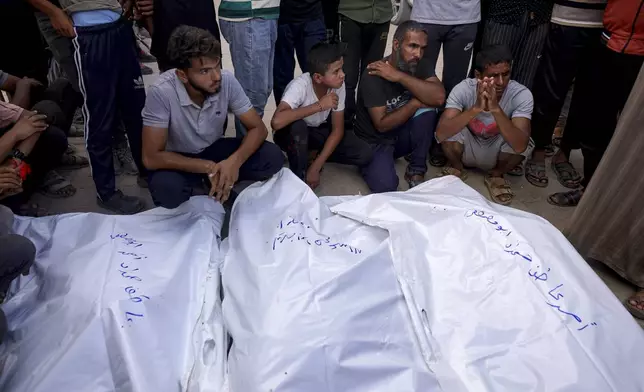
281, 73, 346, 127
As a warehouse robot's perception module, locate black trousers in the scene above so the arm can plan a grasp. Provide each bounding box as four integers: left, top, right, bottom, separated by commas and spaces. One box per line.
339, 16, 389, 126
420, 23, 478, 95
482, 12, 549, 89
73, 19, 146, 200
273, 119, 373, 179
566, 44, 644, 187
531, 24, 602, 151
322, 0, 340, 42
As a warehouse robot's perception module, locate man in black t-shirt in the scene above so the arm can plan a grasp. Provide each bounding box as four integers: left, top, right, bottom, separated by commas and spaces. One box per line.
273, 0, 326, 103
355, 21, 446, 193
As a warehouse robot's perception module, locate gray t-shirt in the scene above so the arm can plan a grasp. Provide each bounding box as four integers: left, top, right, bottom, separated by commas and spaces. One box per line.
142, 70, 252, 154
411, 0, 480, 25
446, 78, 533, 139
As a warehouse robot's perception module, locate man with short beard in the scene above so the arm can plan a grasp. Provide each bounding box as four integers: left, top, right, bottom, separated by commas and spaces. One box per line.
354, 21, 445, 193
141, 26, 284, 209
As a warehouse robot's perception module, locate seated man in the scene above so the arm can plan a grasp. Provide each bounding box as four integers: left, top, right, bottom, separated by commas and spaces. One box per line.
436, 45, 533, 205
354, 21, 445, 193
142, 26, 284, 209
271, 42, 372, 189
0, 101, 68, 215
0, 205, 36, 343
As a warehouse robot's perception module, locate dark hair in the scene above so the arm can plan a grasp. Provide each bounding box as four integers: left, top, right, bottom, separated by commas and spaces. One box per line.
307, 42, 345, 76
474, 44, 513, 73
167, 25, 222, 69
393, 20, 427, 43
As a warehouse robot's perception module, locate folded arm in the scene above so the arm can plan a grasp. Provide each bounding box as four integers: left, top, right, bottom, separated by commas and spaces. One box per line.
398, 75, 446, 107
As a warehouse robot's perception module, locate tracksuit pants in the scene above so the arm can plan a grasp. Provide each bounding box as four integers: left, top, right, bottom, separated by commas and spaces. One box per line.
73, 18, 146, 201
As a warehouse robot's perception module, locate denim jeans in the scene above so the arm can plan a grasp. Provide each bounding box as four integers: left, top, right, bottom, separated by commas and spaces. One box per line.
360, 110, 438, 193
220, 18, 278, 138
273, 18, 326, 104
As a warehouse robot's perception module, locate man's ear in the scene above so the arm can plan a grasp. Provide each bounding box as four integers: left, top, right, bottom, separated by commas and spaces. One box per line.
175, 69, 188, 83
392, 39, 400, 52
474, 70, 482, 80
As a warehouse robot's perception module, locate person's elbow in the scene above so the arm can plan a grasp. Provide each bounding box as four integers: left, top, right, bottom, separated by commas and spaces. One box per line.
270, 114, 285, 131
435, 123, 450, 143
433, 90, 446, 107
142, 149, 161, 170
513, 137, 530, 154
249, 120, 269, 139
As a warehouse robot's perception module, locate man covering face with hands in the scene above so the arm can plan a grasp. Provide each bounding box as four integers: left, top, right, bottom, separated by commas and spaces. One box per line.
436, 45, 534, 205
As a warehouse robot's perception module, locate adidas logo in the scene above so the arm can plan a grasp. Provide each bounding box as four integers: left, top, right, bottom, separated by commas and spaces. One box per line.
133, 77, 145, 89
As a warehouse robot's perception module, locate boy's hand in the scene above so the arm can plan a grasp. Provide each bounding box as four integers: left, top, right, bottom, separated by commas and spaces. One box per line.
0, 166, 23, 200
318, 92, 339, 111
306, 166, 321, 190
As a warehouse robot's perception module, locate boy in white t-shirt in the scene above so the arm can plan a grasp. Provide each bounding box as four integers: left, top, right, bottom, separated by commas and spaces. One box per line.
271, 43, 372, 189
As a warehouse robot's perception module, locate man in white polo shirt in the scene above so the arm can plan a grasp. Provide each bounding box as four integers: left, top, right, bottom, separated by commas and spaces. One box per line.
141, 26, 283, 208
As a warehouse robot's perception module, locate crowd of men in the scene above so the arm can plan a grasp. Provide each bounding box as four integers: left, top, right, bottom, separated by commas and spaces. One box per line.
0, 0, 643, 337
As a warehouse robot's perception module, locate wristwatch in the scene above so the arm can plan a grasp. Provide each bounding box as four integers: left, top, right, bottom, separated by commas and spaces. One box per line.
11, 149, 27, 161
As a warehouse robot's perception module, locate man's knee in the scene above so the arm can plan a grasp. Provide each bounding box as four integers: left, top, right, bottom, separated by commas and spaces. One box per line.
148, 171, 191, 209
0, 235, 36, 274
442, 140, 464, 155
258, 142, 286, 177
0, 205, 13, 236
368, 173, 399, 193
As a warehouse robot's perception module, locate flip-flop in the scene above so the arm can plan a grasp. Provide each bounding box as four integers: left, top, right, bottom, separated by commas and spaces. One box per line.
525, 160, 548, 188
59, 151, 89, 169
39, 170, 76, 199
485, 175, 513, 205
625, 291, 644, 320
439, 166, 468, 181
552, 161, 582, 189
547, 188, 584, 207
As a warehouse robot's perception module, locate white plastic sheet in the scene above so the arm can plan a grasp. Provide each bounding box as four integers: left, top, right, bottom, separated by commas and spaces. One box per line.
222, 170, 439, 392
224, 169, 644, 392
0, 198, 227, 392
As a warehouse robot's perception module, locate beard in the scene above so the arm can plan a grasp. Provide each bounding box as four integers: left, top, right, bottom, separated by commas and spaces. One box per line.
188, 78, 220, 98
395, 49, 418, 76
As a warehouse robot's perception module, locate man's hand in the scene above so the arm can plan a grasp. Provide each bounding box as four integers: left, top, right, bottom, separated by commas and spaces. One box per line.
474, 79, 489, 112
318, 92, 339, 111
208, 157, 241, 203
409, 97, 427, 110
306, 165, 321, 189
50, 8, 75, 37
135, 0, 153, 17
367, 60, 403, 82
16, 77, 42, 92
485, 79, 500, 112
0, 166, 23, 200
12, 112, 48, 141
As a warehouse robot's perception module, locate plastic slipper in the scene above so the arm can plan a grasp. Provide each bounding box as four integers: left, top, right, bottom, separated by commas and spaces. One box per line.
525, 160, 548, 188
439, 166, 468, 181
547, 188, 584, 207
552, 161, 581, 189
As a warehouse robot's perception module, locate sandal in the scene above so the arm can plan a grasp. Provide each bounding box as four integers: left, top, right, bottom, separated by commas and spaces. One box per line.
507, 163, 524, 176
39, 170, 76, 199
547, 188, 584, 207
625, 290, 644, 320
545, 144, 557, 157
439, 166, 468, 181
525, 160, 548, 188
485, 175, 514, 205
18, 203, 48, 217
404, 172, 425, 188
552, 161, 581, 189
59, 150, 89, 169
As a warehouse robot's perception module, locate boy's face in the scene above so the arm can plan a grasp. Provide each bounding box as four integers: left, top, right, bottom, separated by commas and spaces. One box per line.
316, 58, 345, 89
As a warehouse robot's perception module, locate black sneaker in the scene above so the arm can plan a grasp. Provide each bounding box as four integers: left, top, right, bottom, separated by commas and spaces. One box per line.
98, 190, 145, 214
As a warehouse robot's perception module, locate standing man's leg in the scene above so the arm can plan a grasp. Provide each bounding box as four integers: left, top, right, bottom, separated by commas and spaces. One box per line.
441, 24, 478, 95
323, 0, 340, 42
220, 19, 278, 138
294, 18, 327, 74
511, 19, 549, 89
362, 22, 390, 74
116, 21, 147, 180
419, 23, 445, 81
339, 16, 363, 127
273, 22, 297, 105
73, 21, 143, 213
